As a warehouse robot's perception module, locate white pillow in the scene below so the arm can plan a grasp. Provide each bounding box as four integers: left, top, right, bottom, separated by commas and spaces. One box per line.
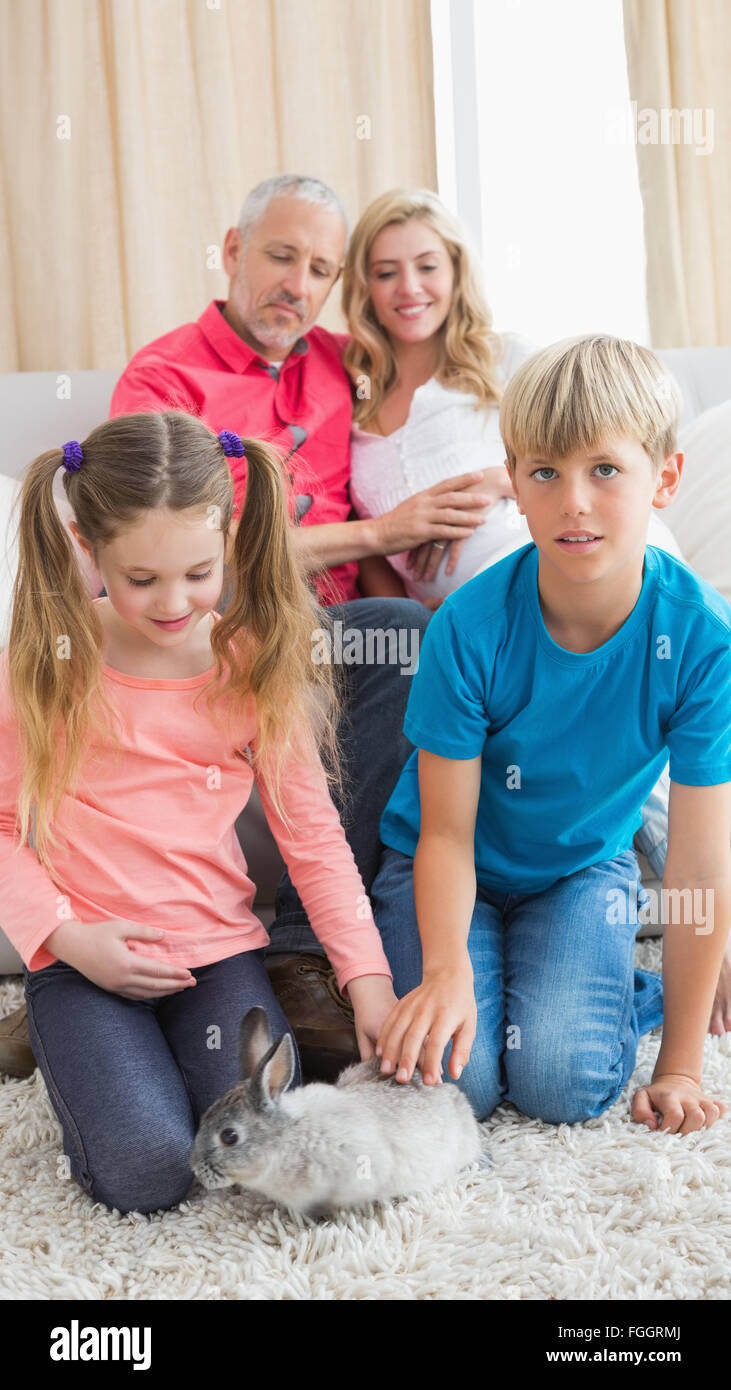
647, 509, 685, 561
662, 399, 731, 603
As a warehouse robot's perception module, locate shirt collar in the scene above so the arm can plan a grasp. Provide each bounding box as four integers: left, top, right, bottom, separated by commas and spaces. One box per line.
198, 300, 310, 373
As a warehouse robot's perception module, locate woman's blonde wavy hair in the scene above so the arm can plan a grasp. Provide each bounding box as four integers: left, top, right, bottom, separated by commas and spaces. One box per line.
6, 410, 343, 872
341, 188, 505, 426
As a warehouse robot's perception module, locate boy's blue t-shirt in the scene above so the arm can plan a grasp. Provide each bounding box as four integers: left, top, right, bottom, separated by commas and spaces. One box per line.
380, 543, 731, 895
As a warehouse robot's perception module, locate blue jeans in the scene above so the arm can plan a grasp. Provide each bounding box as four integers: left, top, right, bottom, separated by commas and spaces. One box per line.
23, 948, 301, 1215
369, 844, 664, 1124
265, 596, 432, 960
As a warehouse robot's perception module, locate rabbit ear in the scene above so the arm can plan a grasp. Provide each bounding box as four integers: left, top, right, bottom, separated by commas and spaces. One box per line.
237, 1007, 273, 1081
250, 1033, 296, 1112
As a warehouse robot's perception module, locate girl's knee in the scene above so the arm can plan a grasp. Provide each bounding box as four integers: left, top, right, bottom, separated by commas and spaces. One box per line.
80, 1128, 196, 1216
90, 1160, 194, 1215
93, 1174, 194, 1216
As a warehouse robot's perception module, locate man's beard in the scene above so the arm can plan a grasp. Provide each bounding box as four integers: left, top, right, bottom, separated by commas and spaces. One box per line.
249, 310, 304, 352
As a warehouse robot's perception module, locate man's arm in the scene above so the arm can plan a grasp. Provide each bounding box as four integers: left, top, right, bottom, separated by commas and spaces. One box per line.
291, 472, 493, 571
291, 516, 385, 571
652, 780, 731, 1083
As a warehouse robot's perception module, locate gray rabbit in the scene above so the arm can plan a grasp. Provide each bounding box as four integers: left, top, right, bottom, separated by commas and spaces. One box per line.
190, 1006, 488, 1219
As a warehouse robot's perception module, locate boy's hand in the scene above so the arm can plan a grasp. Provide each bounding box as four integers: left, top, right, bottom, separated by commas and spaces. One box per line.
374, 966, 476, 1086
631, 1072, 727, 1134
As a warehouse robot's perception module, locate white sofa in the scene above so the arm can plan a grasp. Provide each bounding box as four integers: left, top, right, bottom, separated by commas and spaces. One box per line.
1, 348, 730, 973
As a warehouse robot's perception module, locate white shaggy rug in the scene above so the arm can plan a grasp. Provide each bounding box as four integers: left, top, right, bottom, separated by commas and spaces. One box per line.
1, 939, 729, 1301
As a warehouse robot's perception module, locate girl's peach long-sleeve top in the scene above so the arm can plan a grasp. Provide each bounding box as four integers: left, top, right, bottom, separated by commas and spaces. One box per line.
0, 618, 393, 998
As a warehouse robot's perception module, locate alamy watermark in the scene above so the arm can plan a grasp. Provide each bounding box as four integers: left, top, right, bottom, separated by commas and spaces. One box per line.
50, 1320, 151, 1369
311, 621, 420, 675
606, 102, 714, 156
607, 880, 714, 935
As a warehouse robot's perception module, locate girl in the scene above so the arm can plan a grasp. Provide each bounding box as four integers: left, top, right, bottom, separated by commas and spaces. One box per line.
341, 188, 684, 608
0, 410, 397, 1215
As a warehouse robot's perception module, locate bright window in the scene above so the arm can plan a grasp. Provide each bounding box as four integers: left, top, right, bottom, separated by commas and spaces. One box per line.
432, 0, 649, 346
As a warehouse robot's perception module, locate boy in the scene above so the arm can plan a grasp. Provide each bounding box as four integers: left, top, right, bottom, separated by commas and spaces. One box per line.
370, 335, 731, 1134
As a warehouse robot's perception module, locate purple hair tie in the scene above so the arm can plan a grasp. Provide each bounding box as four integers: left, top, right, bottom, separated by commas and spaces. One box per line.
62, 440, 84, 472
219, 430, 245, 459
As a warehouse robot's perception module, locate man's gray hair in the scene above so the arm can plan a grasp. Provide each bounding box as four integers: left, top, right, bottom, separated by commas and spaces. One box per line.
236, 175, 349, 249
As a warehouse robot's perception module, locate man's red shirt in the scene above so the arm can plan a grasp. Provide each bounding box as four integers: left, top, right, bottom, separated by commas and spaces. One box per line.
109, 300, 358, 604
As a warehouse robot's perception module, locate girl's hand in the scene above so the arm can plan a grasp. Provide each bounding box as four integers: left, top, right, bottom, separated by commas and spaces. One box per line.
631, 1072, 727, 1134
44, 919, 197, 1000
345, 974, 400, 1060
406, 467, 514, 583
375, 965, 477, 1086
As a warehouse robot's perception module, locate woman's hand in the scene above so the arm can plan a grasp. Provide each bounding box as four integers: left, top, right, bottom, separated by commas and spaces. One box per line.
374, 964, 477, 1086
374, 471, 492, 556
631, 1072, 727, 1134
406, 466, 516, 583
44, 919, 197, 1000
406, 539, 451, 586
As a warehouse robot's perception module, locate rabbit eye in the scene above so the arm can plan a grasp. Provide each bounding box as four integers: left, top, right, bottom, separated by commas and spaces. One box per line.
220, 1128, 240, 1147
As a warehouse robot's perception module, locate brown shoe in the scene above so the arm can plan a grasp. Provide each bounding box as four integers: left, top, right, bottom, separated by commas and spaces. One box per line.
0, 1002, 37, 1079
265, 953, 359, 1084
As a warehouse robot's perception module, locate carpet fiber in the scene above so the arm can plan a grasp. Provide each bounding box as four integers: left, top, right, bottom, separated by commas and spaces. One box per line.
1, 939, 729, 1301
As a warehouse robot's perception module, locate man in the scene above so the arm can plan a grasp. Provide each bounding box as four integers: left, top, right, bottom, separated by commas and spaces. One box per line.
0, 174, 488, 1081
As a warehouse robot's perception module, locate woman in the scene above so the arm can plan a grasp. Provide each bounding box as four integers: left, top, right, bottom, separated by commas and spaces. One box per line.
341, 189, 683, 607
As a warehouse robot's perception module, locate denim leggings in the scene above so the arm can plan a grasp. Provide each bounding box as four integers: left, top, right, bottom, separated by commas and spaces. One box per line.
23, 947, 301, 1215
369, 844, 664, 1124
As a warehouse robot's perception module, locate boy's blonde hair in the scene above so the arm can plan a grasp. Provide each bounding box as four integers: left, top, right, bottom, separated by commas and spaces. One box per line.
341, 187, 505, 426
7, 411, 343, 871
500, 335, 682, 472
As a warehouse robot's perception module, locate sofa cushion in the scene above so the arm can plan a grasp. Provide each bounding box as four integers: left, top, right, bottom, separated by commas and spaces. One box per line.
664, 399, 731, 603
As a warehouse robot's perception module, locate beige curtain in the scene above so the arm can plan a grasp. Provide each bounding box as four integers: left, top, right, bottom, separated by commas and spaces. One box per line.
0, 0, 436, 370
622, 0, 731, 346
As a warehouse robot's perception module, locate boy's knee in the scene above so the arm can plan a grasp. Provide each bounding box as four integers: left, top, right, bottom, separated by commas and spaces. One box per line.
447, 1045, 503, 1122
456, 1072, 502, 1122
505, 1035, 621, 1124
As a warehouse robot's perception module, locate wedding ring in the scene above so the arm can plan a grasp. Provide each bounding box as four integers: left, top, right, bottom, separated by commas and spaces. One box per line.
432, 542, 447, 549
